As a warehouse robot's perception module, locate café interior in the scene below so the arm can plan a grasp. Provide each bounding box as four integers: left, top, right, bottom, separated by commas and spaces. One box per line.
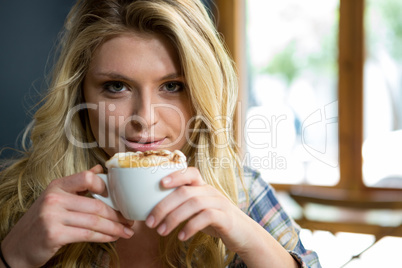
212, 0, 402, 267
1, 1, 401, 267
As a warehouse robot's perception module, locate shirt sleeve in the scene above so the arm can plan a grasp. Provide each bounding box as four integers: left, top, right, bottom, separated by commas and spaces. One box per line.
229, 167, 321, 268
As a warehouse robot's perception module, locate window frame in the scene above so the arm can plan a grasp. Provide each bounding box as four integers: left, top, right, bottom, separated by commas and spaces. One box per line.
213, 0, 402, 236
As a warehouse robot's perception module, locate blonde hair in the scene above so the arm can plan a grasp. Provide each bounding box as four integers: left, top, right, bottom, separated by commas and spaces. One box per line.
0, 0, 243, 267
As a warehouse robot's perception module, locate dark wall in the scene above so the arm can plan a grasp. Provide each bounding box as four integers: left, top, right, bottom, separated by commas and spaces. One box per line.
0, 0, 75, 158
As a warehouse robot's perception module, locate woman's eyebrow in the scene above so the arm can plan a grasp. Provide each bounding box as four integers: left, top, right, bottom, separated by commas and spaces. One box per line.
93, 72, 135, 83
160, 73, 184, 81
93, 72, 184, 82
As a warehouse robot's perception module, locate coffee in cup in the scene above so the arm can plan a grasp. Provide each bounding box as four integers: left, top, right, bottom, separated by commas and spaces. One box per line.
93, 150, 187, 220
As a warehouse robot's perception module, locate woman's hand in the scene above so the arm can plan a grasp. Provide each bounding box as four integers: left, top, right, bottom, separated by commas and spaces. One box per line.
144, 167, 299, 268
144, 167, 256, 252
1, 165, 134, 268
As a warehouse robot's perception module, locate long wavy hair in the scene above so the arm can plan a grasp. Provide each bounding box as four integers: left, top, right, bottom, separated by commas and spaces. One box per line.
0, 0, 245, 267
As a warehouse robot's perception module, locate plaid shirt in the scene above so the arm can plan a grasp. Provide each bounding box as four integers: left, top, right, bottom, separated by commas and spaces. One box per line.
229, 167, 321, 268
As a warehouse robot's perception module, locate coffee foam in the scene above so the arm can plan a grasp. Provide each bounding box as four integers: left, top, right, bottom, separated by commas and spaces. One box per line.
105, 150, 187, 169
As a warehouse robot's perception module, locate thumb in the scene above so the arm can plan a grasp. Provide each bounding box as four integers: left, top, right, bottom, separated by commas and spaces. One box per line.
89, 164, 104, 174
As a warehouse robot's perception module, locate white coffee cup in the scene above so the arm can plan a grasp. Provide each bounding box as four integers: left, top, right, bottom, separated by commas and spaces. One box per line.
93, 164, 186, 220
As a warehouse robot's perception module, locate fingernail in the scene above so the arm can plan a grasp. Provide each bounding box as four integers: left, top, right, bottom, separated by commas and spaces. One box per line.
162, 176, 171, 185
145, 215, 154, 228
178, 231, 186, 241
124, 227, 134, 237
157, 223, 166, 235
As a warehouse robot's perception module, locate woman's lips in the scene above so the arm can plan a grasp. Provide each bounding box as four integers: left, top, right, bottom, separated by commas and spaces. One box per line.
123, 137, 166, 152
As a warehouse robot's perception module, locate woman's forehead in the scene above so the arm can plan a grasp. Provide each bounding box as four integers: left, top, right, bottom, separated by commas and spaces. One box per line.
88, 32, 182, 79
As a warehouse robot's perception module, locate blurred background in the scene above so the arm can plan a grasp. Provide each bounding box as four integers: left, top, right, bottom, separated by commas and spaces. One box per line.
1, 0, 402, 267
240, 0, 402, 267
221, 0, 402, 267
0, 0, 75, 159
244, 0, 402, 188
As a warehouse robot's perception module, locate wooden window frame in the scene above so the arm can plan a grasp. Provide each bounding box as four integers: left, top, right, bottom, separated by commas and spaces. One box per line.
213, 0, 402, 237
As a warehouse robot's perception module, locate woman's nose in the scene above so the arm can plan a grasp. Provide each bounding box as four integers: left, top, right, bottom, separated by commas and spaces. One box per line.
130, 93, 158, 131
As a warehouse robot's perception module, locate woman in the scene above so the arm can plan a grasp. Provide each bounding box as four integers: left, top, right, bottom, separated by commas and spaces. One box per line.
0, 0, 321, 267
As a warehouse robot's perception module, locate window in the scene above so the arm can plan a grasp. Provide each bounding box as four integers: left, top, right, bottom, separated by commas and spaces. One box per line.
213, 0, 402, 237
244, 0, 339, 186
363, 0, 402, 188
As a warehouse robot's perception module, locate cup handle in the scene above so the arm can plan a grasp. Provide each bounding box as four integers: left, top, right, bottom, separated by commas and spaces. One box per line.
92, 174, 119, 211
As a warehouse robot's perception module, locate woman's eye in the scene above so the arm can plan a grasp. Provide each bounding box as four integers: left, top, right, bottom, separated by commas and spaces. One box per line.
162, 82, 183, 93
104, 81, 127, 93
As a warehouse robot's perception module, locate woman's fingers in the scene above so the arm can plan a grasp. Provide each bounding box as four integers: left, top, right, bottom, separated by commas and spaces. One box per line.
54, 225, 120, 245
34, 211, 125, 248
147, 183, 231, 240
145, 166, 246, 245
51, 172, 135, 238
89, 164, 104, 174
41, 170, 135, 244
161, 167, 206, 189
146, 167, 208, 228
178, 209, 225, 241
0, 166, 134, 268
62, 211, 134, 239
45, 170, 133, 226
155, 195, 223, 237
61, 193, 133, 225
51, 170, 106, 195
147, 184, 215, 228
39, 191, 134, 242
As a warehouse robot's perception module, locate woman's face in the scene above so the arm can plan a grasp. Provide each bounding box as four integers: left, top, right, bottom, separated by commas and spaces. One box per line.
83, 32, 193, 157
